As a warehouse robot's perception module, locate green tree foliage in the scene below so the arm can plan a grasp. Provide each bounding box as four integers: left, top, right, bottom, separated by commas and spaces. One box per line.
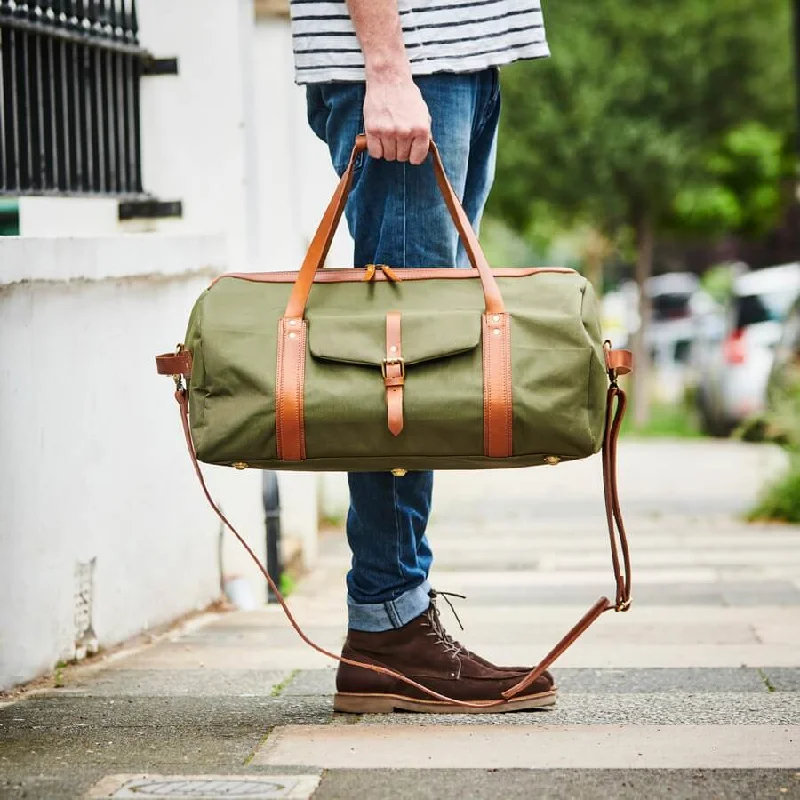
672, 123, 791, 236
490, 0, 795, 422
491, 0, 795, 239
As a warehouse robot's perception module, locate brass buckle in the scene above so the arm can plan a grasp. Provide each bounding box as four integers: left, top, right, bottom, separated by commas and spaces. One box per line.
172, 343, 186, 390
615, 597, 632, 612
381, 357, 405, 379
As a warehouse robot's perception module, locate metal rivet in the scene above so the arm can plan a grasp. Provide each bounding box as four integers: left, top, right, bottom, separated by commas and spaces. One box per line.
492, 315, 500, 322
492, 329, 501, 336
544, 456, 560, 466
288, 332, 297, 339
390, 346, 397, 353
232, 462, 249, 470
288, 319, 297, 326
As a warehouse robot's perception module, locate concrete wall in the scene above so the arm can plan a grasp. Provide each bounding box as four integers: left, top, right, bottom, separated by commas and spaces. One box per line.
0, 0, 353, 691
0, 236, 249, 690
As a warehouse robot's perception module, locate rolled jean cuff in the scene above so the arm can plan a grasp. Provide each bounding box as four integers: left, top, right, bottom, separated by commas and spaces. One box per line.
347, 580, 431, 632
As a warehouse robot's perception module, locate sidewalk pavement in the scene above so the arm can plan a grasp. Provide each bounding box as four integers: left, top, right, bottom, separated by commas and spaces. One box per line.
2, 440, 800, 799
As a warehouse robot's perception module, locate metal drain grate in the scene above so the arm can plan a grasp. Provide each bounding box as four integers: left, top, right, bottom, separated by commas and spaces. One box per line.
88, 774, 320, 799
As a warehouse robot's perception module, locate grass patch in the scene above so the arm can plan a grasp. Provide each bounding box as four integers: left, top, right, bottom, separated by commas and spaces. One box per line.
319, 511, 345, 529
747, 459, 800, 524
746, 370, 800, 524
270, 668, 299, 698
758, 668, 777, 692
278, 572, 296, 597
242, 729, 272, 766
622, 402, 705, 439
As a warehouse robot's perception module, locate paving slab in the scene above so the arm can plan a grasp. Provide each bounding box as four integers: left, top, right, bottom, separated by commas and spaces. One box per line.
119, 644, 334, 671
443, 620, 760, 646
255, 723, 800, 769
763, 668, 800, 693
57, 669, 291, 698
0, 694, 332, 734
441, 642, 800, 669
284, 667, 772, 698
347, 692, 800, 726
459, 580, 800, 606
312, 768, 800, 800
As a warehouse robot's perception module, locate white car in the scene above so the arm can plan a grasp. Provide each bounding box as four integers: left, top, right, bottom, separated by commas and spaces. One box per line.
697, 263, 800, 435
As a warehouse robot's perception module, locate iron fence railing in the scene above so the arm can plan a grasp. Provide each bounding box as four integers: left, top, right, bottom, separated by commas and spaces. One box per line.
0, 1, 148, 197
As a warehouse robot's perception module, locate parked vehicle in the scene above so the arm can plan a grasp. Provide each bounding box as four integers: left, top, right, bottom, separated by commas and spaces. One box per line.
766, 295, 800, 412
645, 273, 708, 404
697, 263, 800, 435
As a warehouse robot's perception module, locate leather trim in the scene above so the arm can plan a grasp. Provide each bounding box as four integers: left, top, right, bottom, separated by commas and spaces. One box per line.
213, 267, 575, 287
156, 351, 192, 377
275, 318, 307, 461
281, 136, 507, 319
603, 385, 631, 609
384, 311, 404, 436
606, 348, 633, 376
164, 348, 633, 709
482, 313, 513, 458
502, 597, 611, 699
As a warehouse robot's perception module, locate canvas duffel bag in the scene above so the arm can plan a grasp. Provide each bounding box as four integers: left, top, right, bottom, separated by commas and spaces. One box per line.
156, 136, 633, 709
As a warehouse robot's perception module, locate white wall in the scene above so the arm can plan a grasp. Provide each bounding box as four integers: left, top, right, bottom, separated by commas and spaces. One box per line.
0, 2, 340, 691
0, 236, 262, 690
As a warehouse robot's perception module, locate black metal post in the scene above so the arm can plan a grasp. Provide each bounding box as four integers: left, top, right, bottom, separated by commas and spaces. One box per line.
262, 472, 284, 604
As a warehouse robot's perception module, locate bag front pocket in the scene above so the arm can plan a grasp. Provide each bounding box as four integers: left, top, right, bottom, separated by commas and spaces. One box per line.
304, 310, 484, 459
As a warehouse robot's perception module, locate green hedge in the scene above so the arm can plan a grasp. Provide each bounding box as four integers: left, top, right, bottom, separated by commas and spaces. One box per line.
747, 367, 800, 523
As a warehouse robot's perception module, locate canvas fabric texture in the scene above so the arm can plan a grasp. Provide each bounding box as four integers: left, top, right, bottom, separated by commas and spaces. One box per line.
184, 269, 608, 471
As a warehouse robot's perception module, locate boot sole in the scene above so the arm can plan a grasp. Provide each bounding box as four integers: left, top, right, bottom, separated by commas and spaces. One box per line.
333, 689, 557, 714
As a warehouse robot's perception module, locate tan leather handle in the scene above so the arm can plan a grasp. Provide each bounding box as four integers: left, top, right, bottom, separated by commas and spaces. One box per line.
283, 134, 505, 320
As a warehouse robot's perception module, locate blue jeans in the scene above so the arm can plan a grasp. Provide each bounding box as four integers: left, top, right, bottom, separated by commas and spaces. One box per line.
306, 68, 501, 632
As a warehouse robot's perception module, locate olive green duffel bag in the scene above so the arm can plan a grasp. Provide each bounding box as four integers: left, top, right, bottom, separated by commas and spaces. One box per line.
156, 136, 633, 708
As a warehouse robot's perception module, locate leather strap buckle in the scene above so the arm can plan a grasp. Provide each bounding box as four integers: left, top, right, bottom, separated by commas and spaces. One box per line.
381, 357, 405, 380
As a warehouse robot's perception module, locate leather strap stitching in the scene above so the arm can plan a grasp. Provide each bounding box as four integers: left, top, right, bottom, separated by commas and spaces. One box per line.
483, 313, 513, 458
275, 319, 307, 461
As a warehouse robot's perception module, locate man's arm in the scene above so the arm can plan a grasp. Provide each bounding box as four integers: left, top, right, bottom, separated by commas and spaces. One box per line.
345, 0, 431, 165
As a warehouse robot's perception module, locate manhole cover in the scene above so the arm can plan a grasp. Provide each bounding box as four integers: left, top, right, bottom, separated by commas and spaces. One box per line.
87, 774, 320, 800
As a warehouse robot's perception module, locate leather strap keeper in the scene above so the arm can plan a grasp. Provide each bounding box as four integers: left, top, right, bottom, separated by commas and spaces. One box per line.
605, 347, 632, 376
155, 350, 192, 378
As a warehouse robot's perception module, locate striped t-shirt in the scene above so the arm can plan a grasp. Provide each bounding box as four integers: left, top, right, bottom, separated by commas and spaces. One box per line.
289, 0, 549, 85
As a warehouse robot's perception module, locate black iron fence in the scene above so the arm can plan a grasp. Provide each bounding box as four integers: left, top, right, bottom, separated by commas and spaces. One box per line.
0, 1, 148, 197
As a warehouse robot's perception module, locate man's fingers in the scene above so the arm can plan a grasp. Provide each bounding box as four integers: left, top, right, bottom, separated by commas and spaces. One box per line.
366, 133, 384, 160
395, 131, 413, 163
381, 134, 398, 162
409, 130, 430, 166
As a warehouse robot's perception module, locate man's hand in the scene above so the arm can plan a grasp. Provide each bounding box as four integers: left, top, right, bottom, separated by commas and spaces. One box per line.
346, 0, 431, 165
363, 76, 431, 165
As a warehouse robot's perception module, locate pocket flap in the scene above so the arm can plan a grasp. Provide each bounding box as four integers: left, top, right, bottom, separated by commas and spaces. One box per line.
308, 309, 481, 367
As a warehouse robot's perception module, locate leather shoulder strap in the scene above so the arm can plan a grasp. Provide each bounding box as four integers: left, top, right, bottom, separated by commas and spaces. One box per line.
159, 349, 632, 708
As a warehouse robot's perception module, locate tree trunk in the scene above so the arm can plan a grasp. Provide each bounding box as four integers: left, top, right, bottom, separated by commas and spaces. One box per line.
631, 213, 654, 428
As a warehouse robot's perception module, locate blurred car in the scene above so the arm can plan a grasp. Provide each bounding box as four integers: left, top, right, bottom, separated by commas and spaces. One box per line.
765, 294, 800, 412
697, 262, 800, 435
644, 273, 703, 404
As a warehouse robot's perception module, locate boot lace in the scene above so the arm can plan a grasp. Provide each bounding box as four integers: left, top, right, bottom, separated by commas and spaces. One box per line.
421, 589, 470, 668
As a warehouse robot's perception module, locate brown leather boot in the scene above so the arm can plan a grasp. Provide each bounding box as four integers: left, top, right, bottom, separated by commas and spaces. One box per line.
333, 604, 557, 714
427, 589, 554, 685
